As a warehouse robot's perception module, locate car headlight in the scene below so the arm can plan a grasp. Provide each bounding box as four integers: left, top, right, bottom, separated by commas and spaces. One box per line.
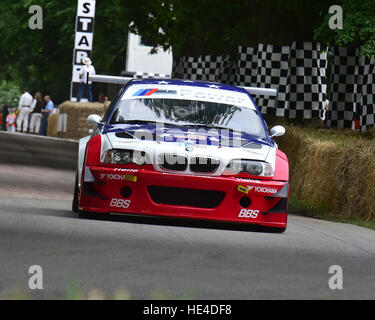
102, 149, 149, 165
225, 160, 274, 176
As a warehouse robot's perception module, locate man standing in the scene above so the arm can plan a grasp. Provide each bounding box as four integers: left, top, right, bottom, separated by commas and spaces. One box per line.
1, 105, 9, 131
16, 88, 33, 132
77, 57, 96, 102
40, 95, 54, 136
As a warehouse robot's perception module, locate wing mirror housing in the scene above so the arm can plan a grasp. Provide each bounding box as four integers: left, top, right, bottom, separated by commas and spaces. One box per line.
87, 114, 102, 126
270, 125, 286, 138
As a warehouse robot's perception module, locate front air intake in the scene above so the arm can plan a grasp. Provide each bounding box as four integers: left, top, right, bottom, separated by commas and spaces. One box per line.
159, 154, 188, 171
147, 186, 225, 209
189, 157, 220, 173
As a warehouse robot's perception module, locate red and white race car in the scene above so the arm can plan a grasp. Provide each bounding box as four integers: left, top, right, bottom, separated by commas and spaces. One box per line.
73, 76, 289, 232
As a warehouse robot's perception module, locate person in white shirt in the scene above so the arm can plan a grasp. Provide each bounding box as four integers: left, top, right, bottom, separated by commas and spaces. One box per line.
16, 88, 33, 132
77, 57, 96, 102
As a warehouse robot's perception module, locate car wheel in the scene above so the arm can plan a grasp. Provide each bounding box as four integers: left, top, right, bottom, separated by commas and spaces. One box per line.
72, 171, 79, 213
78, 210, 90, 218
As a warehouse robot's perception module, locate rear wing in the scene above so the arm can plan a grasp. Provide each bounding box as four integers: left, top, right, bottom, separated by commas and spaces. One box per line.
89, 74, 278, 97
89, 75, 133, 85
243, 87, 277, 97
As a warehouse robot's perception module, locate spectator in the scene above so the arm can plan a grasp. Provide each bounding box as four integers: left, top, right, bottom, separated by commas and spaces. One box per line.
40, 95, 54, 136
98, 92, 108, 103
16, 88, 33, 132
29, 92, 44, 134
77, 57, 96, 102
1, 104, 9, 131
6, 108, 17, 132
319, 99, 329, 121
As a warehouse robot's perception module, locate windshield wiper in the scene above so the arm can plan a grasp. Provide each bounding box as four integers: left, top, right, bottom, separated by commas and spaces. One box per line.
183, 123, 234, 131
114, 120, 159, 125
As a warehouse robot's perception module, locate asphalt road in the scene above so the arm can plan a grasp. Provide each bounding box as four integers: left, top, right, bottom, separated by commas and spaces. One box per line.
0, 132, 375, 300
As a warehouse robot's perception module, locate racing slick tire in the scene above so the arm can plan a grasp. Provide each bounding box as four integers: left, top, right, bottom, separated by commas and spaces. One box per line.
72, 170, 90, 219
72, 171, 79, 213
72, 172, 104, 219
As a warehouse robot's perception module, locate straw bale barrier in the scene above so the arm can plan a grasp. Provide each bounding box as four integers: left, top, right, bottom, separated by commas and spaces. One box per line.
278, 126, 375, 220
47, 113, 59, 137
58, 101, 110, 140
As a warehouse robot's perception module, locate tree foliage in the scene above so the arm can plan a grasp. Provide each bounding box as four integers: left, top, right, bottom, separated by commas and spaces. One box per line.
0, 0, 130, 103
117, 0, 336, 57
0, 81, 22, 107
0, 0, 370, 104
314, 0, 375, 57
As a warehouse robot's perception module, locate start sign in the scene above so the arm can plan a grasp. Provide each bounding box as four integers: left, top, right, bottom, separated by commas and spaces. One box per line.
70, 0, 96, 101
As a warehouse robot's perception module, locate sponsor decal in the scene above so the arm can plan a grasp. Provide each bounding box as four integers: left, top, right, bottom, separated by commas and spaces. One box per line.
236, 178, 262, 184
101, 173, 138, 182
237, 185, 251, 194
109, 198, 131, 209
179, 89, 247, 107
250, 186, 278, 194
238, 209, 259, 219
124, 85, 252, 109
113, 168, 139, 173
237, 183, 277, 195
133, 89, 177, 97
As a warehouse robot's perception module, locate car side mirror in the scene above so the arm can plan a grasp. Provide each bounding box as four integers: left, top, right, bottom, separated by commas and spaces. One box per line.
270, 125, 286, 138
87, 114, 102, 126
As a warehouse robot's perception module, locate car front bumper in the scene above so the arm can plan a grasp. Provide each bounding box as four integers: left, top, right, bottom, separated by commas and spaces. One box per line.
79, 166, 288, 228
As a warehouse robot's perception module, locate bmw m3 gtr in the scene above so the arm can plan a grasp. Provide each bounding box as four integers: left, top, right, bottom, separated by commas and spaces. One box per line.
72, 77, 289, 232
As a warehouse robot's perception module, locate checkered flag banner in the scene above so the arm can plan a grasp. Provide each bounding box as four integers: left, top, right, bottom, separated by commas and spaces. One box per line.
237, 42, 328, 118
238, 44, 291, 116
326, 47, 375, 131
133, 72, 171, 79
287, 41, 328, 119
173, 42, 328, 119
172, 55, 237, 84
173, 42, 375, 130
359, 55, 375, 132
326, 47, 359, 129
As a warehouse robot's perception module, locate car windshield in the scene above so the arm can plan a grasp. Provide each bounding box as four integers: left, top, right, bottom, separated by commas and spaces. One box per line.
109, 98, 267, 137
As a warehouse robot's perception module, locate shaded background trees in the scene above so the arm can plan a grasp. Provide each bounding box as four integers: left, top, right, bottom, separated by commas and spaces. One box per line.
0, 0, 373, 104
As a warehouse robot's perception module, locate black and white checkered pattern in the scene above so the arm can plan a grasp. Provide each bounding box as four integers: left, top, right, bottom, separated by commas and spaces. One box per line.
172, 42, 375, 131
325, 47, 359, 129
255, 43, 290, 116
172, 55, 236, 84
286, 42, 328, 119
237, 42, 327, 119
326, 47, 375, 132
358, 55, 375, 132
133, 72, 171, 79
238, 46, 257, 86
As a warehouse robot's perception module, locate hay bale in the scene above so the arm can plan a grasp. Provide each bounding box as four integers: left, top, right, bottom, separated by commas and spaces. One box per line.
334, 142, 374, 219
301, 140, 340, 211
47, 113, 59, 137
364, 147, 375, 220
277, 125, 375, 220
59, 101, 110, 140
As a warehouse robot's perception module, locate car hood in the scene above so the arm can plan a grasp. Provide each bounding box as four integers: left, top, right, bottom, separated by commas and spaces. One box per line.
102, 124, 275, 175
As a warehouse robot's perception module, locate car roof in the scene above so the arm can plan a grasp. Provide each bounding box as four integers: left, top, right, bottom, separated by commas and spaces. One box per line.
127, 78, 249, 95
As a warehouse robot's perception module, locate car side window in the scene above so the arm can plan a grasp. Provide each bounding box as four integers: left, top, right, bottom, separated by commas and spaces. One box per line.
101, 88, 124, 123
102, 99, 116, 123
